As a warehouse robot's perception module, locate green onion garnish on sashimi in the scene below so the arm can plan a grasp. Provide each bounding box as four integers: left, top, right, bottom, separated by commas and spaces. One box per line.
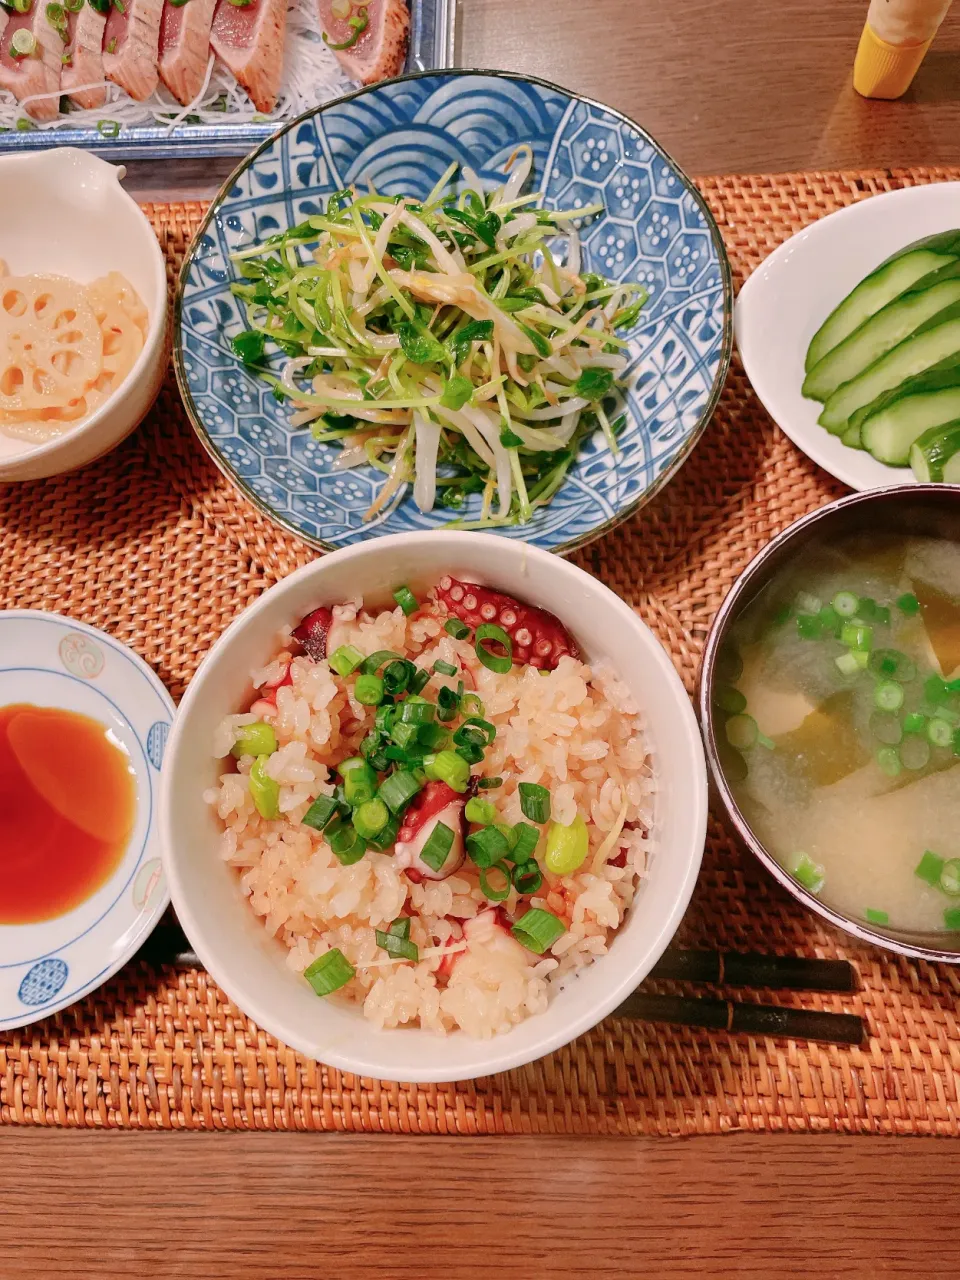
227, 154, 646, 527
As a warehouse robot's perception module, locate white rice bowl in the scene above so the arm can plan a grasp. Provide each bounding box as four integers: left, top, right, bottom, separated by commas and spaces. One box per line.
161, 532, 706, 1083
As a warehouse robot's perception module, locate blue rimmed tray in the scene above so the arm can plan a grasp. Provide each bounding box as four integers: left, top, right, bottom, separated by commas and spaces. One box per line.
0, 0, 455, 160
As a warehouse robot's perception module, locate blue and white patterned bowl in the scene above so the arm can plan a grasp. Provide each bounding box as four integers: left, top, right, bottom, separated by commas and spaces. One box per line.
0, 612, 173, 1031
175, 70, 732, 554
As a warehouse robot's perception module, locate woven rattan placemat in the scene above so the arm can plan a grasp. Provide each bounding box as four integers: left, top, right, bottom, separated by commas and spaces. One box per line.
3, 167, 960, 1135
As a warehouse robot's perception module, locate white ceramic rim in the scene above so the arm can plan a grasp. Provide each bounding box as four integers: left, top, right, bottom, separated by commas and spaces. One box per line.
0, 147, 168, 465
735, 182, 960, 492
161, 531, 707, 1081
0, 610, 175, 1030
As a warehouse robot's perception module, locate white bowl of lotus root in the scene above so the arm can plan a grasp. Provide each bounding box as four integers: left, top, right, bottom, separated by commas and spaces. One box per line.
0, 148, 167, 483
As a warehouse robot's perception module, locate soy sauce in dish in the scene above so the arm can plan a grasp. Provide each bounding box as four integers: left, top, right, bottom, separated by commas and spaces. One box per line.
0, 704, 135, 924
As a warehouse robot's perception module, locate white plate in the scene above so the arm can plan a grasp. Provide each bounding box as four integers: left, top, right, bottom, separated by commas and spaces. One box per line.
735, 182, 960, 492
0, 612, 173, 1031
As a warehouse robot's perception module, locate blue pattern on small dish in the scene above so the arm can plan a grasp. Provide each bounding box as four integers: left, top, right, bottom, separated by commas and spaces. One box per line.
176, 70, 732, 553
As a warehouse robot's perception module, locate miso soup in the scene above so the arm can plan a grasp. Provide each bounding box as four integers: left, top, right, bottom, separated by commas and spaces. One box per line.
717, 533, 960, 935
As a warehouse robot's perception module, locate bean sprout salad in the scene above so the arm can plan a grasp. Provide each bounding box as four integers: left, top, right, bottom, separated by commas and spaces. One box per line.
228, 147, 646, 526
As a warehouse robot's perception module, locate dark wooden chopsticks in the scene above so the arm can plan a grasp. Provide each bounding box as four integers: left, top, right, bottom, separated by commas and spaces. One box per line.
136, 926, 864, 1046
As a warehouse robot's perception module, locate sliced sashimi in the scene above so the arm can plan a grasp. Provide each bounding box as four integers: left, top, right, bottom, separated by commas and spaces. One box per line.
0, 2, 65, 123
102, 0, 162, 101
61, 0, 107, 110
158, 0, 216, 106
210, 0, 286, 114
317, 0, 408, 84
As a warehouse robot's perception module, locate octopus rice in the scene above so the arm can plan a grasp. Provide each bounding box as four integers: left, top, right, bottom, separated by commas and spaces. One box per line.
207, 577, 655, 1039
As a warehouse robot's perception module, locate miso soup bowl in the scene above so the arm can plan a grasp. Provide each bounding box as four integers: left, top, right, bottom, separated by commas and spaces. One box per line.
161, 530, 707, 1083
699, 483, 960, 964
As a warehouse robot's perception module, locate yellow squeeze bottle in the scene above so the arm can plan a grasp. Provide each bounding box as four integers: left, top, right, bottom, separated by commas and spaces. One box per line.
854, 0, 954, 98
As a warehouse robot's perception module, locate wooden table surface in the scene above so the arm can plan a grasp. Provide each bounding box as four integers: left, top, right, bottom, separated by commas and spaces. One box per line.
34, 4, 960, 1277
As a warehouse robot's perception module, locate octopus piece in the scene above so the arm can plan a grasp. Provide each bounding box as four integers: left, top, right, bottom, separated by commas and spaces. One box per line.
394, 781, 466, 882
435, 577, 580, 671
292, 604, 356, 662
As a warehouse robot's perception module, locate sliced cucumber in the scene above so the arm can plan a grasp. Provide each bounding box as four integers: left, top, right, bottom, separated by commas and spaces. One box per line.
862, 394, 960, 465
909, 420, 960, 481
819, 307, 960, 433
805, 247, 959, 371
840, 420, 863, 449
802, 270, 960, 402
848, 353, 960, 432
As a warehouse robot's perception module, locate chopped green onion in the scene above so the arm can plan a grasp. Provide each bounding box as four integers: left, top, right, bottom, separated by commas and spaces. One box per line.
725, 714, 759, 750
437, 685, 461, 721
366, 814, 400, 851
96, 117, 119, 136
340, 760, 378, 807
375, 928, 419, 961
231, 721, 277, 759
795, 614, 822, 641
869, 711, 902, 746
897, 593, 921, 617
362, 650, 403, 675
383, 659, 415, 694
465, 797, 497, 825
10, 29, 37, 56
479, 862, 512, 901
478, 775, 503, 790
900, 735, 930, 771
518, 782, 551, 824
940, 858, 960, 897
249, 756, 280, 820
869, 649, 916, 682
873, 681, 904, 712
927, 717, 954, 748
466, 824, 510, 868
915, 850, 945, 886
45, 2, 68, 40
409, 668, 431, 695
840, 623, 872, 652
444, 618, 471, 640
944, 907, 960, 930
302, 793, 339, 832
511, 907, 566, 955
387, 916, 411, 940
544, 813, 589, 875
904, 712, 927, 734
390, 721, 419, 750
756, 732, 775, 750
474, 623, 513, 673
832, 591, 860, 618
835, 651, 864, 676
460, 693, 485, 718
864, 908, 889, 926
924, 674, 950, 705
419, 821, 455, 873
417, 723, 450, 751
399, 698, 436, 725
818, 604, 841, 635
378, 770, 423, 813
422, 749, 470, 792
433, 659, 458, 677
393, 586, 418, 616
328, 822, 367, 865
353, 798, 390, 839
304, 949, 355, 996
875, 746, 901, 777
789, 852, 825, 894
329, 644, 365, 676
511, 860, 543, 894
510, 822, 540, 863
453, 717, 495, 749
354, 674, 385, 706
713, 684, 747, 715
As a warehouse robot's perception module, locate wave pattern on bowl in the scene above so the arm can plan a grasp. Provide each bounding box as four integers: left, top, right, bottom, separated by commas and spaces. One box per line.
178, 72, 731, 552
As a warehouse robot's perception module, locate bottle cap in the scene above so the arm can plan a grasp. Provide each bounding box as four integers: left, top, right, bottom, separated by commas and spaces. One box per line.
854, 22, 933, 100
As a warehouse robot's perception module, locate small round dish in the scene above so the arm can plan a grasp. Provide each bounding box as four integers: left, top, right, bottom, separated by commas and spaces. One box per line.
0, 611, 174, 1030
699, 483, 960, 963
161, 530, 707, 1082
0, 147, 168, 484
175, 68, 732, 555
736, 182, 960, 493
